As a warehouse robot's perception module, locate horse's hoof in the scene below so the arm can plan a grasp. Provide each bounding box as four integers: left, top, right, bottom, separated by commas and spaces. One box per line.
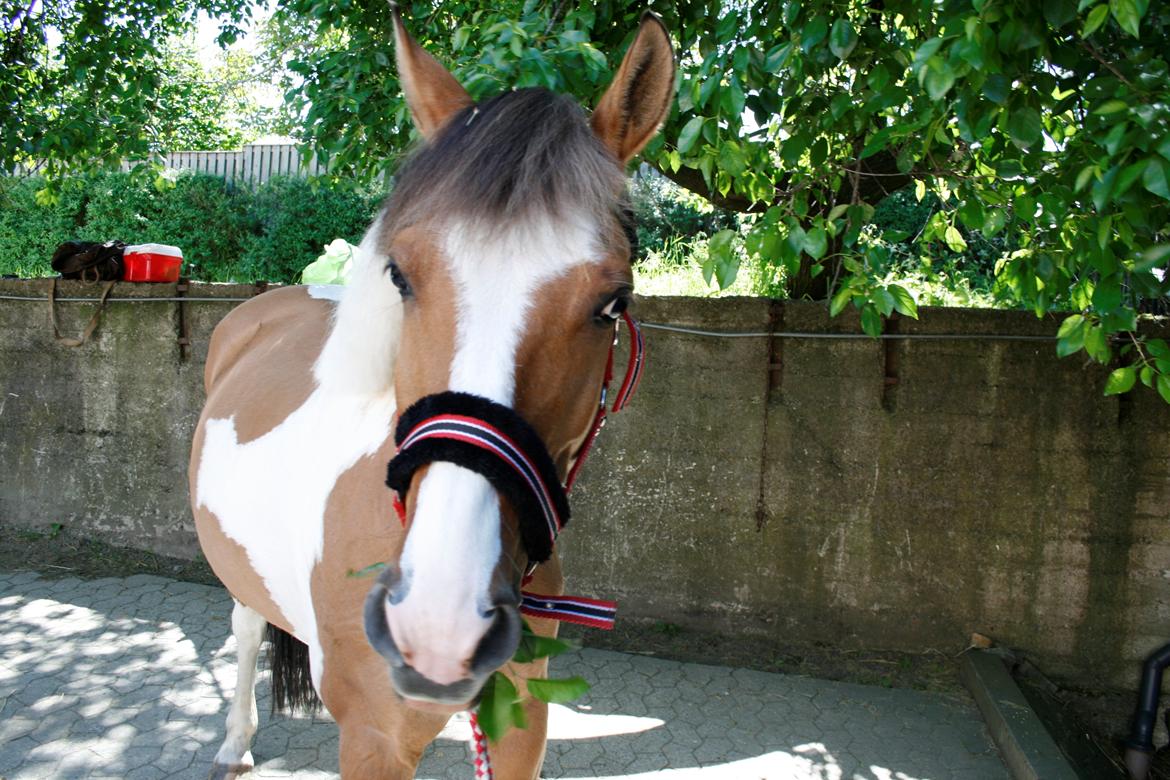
208, 758, 254, 780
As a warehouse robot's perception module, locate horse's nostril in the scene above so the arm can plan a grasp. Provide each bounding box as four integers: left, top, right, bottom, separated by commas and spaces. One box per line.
469, 603, 522, 676
363, 569, 406, 668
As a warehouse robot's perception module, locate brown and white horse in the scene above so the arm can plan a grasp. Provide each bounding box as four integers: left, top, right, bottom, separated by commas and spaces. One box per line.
188, 11, 674, 779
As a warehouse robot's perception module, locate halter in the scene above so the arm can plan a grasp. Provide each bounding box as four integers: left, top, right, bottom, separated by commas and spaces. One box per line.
385, 311, 645, 564
385, 313, 643, 779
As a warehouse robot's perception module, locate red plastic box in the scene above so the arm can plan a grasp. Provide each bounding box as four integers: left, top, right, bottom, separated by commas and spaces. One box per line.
123, 243, 183, 283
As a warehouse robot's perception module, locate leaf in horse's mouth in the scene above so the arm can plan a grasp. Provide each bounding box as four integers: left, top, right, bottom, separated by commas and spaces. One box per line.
477, 622, 591, 742
346, 561, 388, 578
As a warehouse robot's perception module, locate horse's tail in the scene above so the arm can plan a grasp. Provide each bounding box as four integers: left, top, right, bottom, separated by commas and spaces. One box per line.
266, 623, 322, 714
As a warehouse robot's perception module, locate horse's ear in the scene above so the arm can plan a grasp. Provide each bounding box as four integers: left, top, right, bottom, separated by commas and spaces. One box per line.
392, 6, 473, 140
591, 13, 676, 164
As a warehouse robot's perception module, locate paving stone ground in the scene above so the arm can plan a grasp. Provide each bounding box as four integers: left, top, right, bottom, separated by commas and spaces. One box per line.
0, 569, 1009, 779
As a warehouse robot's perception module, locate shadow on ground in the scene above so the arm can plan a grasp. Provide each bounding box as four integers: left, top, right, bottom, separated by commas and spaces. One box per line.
0, 570, 1006, 779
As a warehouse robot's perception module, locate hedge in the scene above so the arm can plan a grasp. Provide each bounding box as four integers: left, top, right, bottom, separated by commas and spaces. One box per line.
0, 172, 384, 284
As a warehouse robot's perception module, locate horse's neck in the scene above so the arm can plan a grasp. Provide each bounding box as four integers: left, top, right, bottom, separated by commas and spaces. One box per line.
314, 227, 403, 399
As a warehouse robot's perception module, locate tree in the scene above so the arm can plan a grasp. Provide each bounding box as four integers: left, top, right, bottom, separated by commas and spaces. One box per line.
1, 0, 256, 175
4, 1, 1168, 402
270, 0, 1170, 402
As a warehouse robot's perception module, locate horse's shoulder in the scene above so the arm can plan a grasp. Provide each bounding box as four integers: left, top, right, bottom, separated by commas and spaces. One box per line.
205, 286, 334, 394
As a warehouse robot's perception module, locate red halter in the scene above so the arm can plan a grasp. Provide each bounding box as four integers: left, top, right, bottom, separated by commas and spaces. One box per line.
564, 311, 645, 490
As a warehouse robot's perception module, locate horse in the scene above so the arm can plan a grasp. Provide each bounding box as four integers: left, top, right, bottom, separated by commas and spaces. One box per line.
188, 10, 674, 779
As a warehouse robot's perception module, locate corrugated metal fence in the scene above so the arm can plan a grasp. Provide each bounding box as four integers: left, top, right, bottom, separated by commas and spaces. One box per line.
13, 143, 324, 186
153, 143, 325, 185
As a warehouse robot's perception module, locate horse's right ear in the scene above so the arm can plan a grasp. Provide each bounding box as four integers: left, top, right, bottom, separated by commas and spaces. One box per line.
392, 5, 473, 140
591, 13, 676, 164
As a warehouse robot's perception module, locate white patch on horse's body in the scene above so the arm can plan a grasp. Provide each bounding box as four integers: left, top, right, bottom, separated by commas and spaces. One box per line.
199, 215, 401, 690
387, 216, 599, 682
197, 389, 396, 686
307, 284, 345, 300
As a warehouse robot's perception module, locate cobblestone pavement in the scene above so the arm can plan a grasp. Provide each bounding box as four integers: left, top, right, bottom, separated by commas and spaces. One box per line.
0, 569, 1008, 779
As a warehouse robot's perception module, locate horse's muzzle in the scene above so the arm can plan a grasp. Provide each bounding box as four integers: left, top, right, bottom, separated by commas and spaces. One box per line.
363, 566, 522, 706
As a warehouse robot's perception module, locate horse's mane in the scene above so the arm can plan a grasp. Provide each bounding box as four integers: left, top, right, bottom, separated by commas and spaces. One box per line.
383, 88, 627, 232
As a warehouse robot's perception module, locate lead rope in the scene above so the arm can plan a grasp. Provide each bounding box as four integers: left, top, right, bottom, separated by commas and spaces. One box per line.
461, 313, 644, 779
469, 711, 494, 780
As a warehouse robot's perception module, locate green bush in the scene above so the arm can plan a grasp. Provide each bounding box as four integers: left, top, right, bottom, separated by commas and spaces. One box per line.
0, 176, 88, 277
239, 177, 381, 283
0, 172, 384, 283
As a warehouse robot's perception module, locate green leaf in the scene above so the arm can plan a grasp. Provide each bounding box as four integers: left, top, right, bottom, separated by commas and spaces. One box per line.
1083, 325, 1111, 362
678, 117, 705, 154
1147, 338, 1170, 359
346, 561, 386, 578
1142, 159, 1170, 200
944, 225, 967, 252
924, 61, 956, 101
1082, 4, 1110, 36
1157, 374, 1170, 405
1008, 107, 1043, 150
860, 305, 882, 337
722, 79, 746, 118
888, 284, 919, 319
1092, 276, 1122, 311
1095, 99, 1128, 115
829, 285, 855, 317
719, 142, 748, 176
914, 179, 927, 201
477, 673, 521, 743
512, 632, 573, 664
829, 19, 858, 60
801, 17, 829, 53
1104, 366, 1136, 395
803, 227, 828, 259
1109, 0, 1144, 37
1056, 314, 1086, 357
982, 209, 1008, 237
526, 676, 591, 704
1057, 314, 1086, 339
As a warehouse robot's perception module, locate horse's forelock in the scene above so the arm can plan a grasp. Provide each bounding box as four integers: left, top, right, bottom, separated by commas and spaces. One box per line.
383, 88, 627, 238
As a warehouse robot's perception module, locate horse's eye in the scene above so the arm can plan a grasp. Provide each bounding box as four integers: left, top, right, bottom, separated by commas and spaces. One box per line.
596, 295, 629, 323
386, 259, 413, 298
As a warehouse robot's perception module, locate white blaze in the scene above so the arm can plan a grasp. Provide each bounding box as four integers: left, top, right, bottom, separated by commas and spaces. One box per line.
389, 216, 599, 682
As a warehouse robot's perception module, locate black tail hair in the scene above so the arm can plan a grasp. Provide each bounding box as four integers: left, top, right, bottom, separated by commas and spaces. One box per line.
266, 623, 322, 714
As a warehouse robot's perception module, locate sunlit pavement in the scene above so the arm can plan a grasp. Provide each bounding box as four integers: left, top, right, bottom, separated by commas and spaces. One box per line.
0, 569, 1008, 779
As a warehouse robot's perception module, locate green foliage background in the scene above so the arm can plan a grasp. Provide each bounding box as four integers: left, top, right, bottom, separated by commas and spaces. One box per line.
0, 173, 382, 282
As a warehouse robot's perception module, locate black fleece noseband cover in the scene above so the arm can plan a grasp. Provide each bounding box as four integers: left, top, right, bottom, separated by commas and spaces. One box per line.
385, 391, 570, 564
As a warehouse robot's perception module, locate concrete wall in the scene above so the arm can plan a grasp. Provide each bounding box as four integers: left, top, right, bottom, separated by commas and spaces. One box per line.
2, 278, 1168, 690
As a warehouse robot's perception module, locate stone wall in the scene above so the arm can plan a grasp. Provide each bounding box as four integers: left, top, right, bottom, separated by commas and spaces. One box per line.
2, 278, 1168, 690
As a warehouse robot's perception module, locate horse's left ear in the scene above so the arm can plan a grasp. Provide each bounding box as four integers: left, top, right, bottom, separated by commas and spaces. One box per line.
591, 13, 676, 164
392, 6, 474, 140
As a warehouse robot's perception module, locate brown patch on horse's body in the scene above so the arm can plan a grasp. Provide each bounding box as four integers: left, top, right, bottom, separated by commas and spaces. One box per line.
191, 286, 334, 627
201, 286, 334, 444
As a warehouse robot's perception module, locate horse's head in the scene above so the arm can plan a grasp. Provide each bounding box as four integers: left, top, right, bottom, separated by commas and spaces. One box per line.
359, 11, 674, 710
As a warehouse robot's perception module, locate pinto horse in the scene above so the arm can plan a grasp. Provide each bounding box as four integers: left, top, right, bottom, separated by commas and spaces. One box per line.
188, 11, 674, 779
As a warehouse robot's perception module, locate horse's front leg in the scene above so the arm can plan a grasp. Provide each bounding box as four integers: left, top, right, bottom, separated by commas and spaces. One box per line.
320, 638, 449, 780
485, 685, 550, 780
487, 607, 564, 780
210, 600, 267, 780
